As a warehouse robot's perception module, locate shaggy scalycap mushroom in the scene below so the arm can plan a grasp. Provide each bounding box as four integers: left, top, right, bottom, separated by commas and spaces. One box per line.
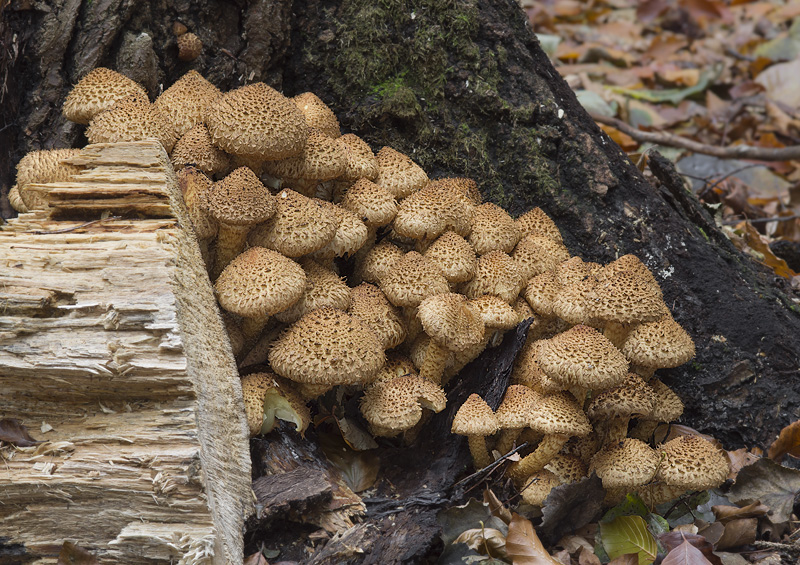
337, 133, 379, 181
206, 82, 308, 160
424, 231, 477, 285
452, 393, 499, 470
516, 207, 563, 243
263, 128, 347, 185
589, 438, 659, 490
340, 178, 398, 228
469, 202, 520, 255
380, 251, 450, 308
15, 148, 83, 210
348, 283, 407, 350
171, 124, 230, 176
427, 177, 482, 206
360, 374, 446, 437
63, 67, 148, 125
86, 95, 178, 152
241, 372, 311, 437
496, 384, 541, 454
512, 234, 571, 281
269, 306, 385, 386
392, 182, 472, 241
374, 146, 429, 199
154, 70, 221, 138
621, 314, 696, 373
274, 258, 352, 324
291, 92, 341, 139
587, 373, 655, 445
357, 241, 405, 285
177, 32, 203, 61
461, 250, 524, 304
656, 435, 730, 491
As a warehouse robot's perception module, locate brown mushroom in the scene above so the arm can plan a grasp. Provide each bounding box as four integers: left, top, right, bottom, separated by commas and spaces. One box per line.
360, 374, 446, 437
63, 67, 148, 125
452, 394, 500, 469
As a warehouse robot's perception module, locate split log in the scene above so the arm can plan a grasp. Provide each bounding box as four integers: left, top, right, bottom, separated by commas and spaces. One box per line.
0, 141, 251, 564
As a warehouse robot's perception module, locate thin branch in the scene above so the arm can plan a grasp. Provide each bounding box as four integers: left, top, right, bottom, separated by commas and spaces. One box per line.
591, 113, 800, 161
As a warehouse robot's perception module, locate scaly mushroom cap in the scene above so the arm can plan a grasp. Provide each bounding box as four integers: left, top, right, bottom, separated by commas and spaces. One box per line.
589, 438, 659, 489
418, 293, 485, 351
424, 231, 477, 284
427, 177, 482, 206
263, 128, 347, 181
555, 257, 601, 287
154, 70, 221, 138
512, 339, 563, 393
528, 391, 592, 437
269, 306, 385, 385
348, 283, 407, 350
586, 270, 667, 325
15, 148, 83, 209
214, 247, 306, 319
274, 258, 352, 324
176, 166, 217, 240
171, 123, 230, 176
621, 314, 696, 369
657, 435, 730, 491
516, 207, 563, 243
340, 178, 398, 228
598, 254, 662, 294
512, 234, 571, 281
460, 250, 524, 304
373, 353, 418, 383
374, 146, 429, 199
551, 276, 598, 326
538, 325, 629, 391
241, 372, 310, 437
63, 67, 148, 125
177, 32, 203, 61
248, 189, 338, 257
337, 133, 379, 181
452, 394, 499, 436
357, 241, 405, 285
520, 469, 560, 506
513, 296, 535, 320
645, 379, 685, 423
310, 200, 369, 260
587, 373, 655, 420
360, 374, 446, 436
469, 202, 520, 255
8, 185, 27, 213
392, 182, 472, 240
205, 167, 276, 226
86, 95, 178, 152
524, 270, 560, 317
497, 385, 541, 429
469, 295, 522, 330
380, 251, 450, 308
545, 453, 587, 484
206, 82, 308, 160
291, 92, 341, 139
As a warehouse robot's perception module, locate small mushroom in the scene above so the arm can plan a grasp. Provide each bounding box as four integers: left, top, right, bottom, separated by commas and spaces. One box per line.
374, 146, 428, 199
515, 207, 563, 243
63, 67, 148, 125
589, 438, 659, 503
469, 202, 520, 256
520, 469, 560, 506
291, 92, 341, 139
336, 133, 379, 182
86, 95, 178, 152
587, 373, 655, 445
177, 32, 203, 61
360, 374, 446, 437
452, 393, 500, 469
512, 234, 571, 281
154, 70, 221, 139
424, 231, 477, 286
171, 124, 230, 177
460, 250, 525, 304
348, 283, 407, 350
241, 372, 310, 437
15, 148, 83, 210
495, 384, 541, 455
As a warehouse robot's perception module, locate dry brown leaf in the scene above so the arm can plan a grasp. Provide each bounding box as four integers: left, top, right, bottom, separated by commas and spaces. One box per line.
243, 552, 269, 565
712, 502, 769, 523
643, 35, 688, 61
578, 545, 602, 565
599, 124, 637, 151
506, 513, 562, 565
56, 542, 99, 565
455, 526, 508, 558
484, 487, 513, 525
726, 448, 760, 480
0, 418, 42, 447
661, 540, 714, 565
733, 221, 797, 279
715, 518, 758, 551
660, 532, 722, 565
607, 554, 638, 565
767, 420, 800, 460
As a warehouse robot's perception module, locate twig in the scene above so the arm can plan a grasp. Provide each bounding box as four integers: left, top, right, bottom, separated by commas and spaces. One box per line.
696, 164, 762, 199
591, 113, 800, 161
26, 216, 122, 235
454, 443, 528, 488
722, 214, 800, 225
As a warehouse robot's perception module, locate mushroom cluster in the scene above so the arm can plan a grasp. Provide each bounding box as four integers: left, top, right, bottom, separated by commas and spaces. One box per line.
11, 67, 729, 509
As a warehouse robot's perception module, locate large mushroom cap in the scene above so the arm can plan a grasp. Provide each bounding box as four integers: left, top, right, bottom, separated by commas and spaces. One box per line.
154, 70, 221, 138
417, 293, 485, 351
340, 178, 398, 228
469, 295, 522, 330
374, 146, 429, 199
291, 92, 341, 139
460, 250, 524, 304
516, 207, 563, 243
621, 314, 696, 369
274, 258, 352, 324
360, 374, 446, 436
357, 241, 405, 285
171, 123, 230, 176
469, 202, 520, 255
587, 373, 655, 420
348, 283, 407, 350
269, 306, 385, 386
392, 183, 471, 240
86, 95, 177, 152
452, 394, 499, 436
337, 133, 379, 181
528, 391, 592, 437
657, 435, 730, 491
512, 234, 571, 281
263, 128, 347, 182
63, 67, 148, 125
206, 82, 308, 160
497, 385, 541, 429
15, 148, 83, 210
247, 189, 338, 257
424, 231, 477, 284
586, 270, 667, 325
380, 251, 450, 308
538, 325, 629, 391
214, 247, 306, 319
589, 438, 659, 489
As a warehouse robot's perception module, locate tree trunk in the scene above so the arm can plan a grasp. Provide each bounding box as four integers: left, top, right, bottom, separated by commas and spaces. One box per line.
2, 0, 800, 559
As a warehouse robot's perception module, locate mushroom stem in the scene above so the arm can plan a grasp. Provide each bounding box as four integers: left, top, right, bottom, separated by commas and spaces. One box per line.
419, 339, 449, 385
597, 417, 629, 446
496, 428, 522, 455
508, 433, 569, 482
241, 314, 270, 345
630, 364, 656, 381
629, 419, 660, 442
212, 224, 250, 279
467, 434, 494, 469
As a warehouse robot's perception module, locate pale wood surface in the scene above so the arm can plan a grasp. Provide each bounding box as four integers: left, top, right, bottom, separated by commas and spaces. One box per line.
0, 141, 252, 564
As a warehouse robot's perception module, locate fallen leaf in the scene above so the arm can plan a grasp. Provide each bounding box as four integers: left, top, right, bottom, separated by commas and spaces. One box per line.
455, 526, 508, 558
661, 540, 713, 565
578, 545, 602, 565
728, 457, 800, 523
755, 58, 800, 108
767, 420, 800, 461
726, 448, 760, 479
243, 552, 269, 565
505, 513, 562, 565
599, 124, 638, 151
599, 515, 658, 565
539, 475, 604, 545
715, 518, 757, 551
0, 418, 42, 447
712, 502, 769, 523
56, 542, 99, 565
608, 555, 638, 565
335, 416, 378, 451
484, 487, 513, 525
659, 532, 722, 565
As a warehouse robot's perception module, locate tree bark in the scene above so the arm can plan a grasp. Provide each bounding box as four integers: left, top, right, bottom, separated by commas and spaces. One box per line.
2, 0, 800, 557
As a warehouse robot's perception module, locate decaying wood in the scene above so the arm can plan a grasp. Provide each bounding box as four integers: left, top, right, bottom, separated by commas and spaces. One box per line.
0, 141, 251, 564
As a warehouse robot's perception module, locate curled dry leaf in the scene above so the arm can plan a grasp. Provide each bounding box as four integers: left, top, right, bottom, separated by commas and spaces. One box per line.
484, 487, 512, 525
714, 518, 757, 552
454, 526, 508, 558
767, 419, 800, 461
728, 457, 800, 524
725, 448, 760, 480
243, 552, 269, 565
660, 540, 714, 565
0, 418, 42, 447
712, 502, 769, 523
659, 532, 722, 565
505, 513, 562, 565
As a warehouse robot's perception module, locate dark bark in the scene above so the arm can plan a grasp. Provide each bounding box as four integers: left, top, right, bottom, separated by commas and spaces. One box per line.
3, 0, 800, 559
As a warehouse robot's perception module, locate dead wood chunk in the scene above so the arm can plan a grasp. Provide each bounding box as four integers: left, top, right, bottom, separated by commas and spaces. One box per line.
252, 467, 332, 523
